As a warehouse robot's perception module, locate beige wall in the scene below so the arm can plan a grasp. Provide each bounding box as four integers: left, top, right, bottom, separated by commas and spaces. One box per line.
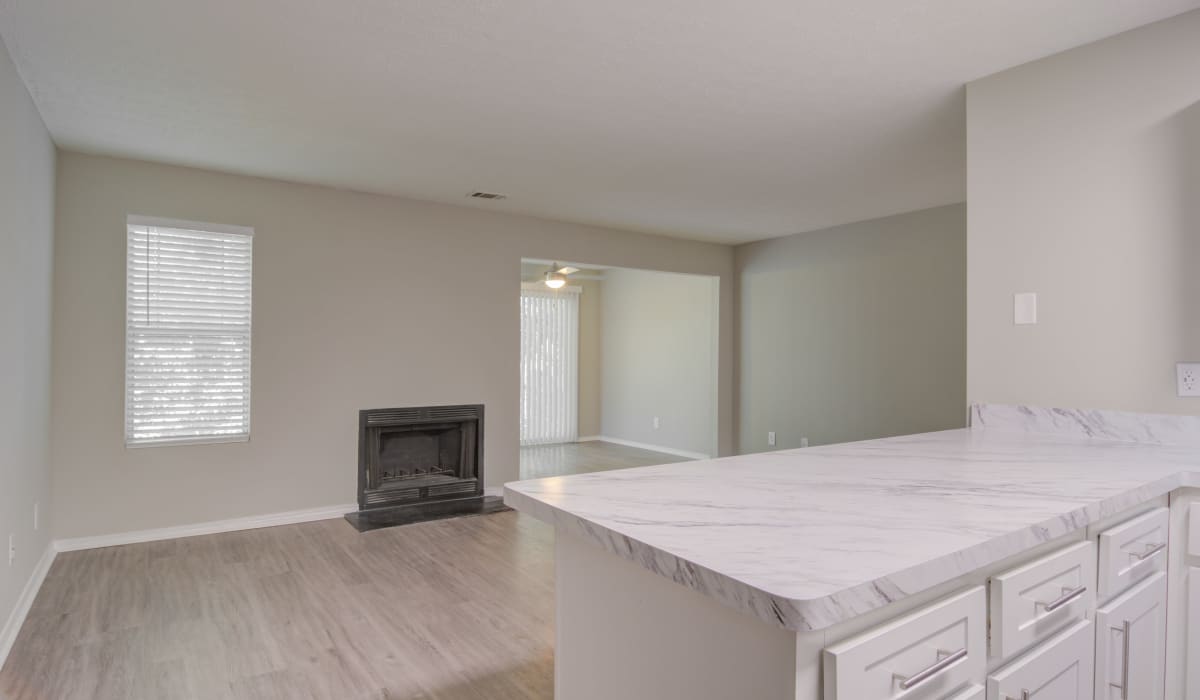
0, 36, 55, 637
600, 268, 719, 457
576, 278, 603, 437
736, 205, 966, 451
967, 10, 1200, 415
51, 152, 735, 539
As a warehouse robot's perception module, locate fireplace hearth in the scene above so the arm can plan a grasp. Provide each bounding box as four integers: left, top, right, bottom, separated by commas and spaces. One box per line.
346, 404, 508, 531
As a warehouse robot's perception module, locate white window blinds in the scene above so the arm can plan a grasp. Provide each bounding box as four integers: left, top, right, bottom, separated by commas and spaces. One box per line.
519, 286, 579, 446
125, 216, 253, 446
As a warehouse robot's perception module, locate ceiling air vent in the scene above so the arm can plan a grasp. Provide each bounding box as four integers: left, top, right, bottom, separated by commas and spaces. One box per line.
469, 191, 507, 200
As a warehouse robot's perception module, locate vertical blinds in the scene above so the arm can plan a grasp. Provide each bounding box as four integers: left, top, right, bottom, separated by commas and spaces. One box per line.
519, 287, 579, 446
125, 218, 254, 446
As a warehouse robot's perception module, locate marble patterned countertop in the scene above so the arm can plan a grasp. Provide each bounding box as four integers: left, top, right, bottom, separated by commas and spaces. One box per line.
504, 410, 1200, 632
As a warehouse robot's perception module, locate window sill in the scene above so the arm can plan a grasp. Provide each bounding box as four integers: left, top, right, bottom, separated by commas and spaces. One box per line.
125, 434, 250, 449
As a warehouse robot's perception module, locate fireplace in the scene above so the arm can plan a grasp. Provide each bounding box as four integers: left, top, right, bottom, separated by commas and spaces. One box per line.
357, 404, 484, 511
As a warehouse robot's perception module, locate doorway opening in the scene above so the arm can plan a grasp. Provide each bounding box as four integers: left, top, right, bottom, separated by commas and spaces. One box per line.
519, 259, 719, 479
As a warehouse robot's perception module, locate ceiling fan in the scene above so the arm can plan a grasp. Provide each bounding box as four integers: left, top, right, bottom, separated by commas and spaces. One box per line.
542, 263, 579, 289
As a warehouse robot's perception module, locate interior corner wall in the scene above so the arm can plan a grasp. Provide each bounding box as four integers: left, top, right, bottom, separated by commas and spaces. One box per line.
51, 152, 735, 539
735, 204, 967, 452
599, 267, 719, 457
0, 35, 55, 644
967, 10, 1200, 414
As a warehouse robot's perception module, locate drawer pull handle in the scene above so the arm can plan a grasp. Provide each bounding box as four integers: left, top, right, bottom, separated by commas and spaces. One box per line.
1042, 585, 1087, 612
1131, 542, 1167, 563
896, 647, 967, 690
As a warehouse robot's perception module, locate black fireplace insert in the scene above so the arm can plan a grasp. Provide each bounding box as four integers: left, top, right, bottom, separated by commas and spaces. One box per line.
357, 404, 484, 510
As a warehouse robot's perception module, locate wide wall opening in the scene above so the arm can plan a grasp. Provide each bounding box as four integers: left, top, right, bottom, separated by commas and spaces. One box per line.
519, 259, 719, 479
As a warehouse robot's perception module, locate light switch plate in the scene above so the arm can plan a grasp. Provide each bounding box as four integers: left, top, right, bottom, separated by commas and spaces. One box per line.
1014, 292, 1037, 325
1178, 363, 1200, 397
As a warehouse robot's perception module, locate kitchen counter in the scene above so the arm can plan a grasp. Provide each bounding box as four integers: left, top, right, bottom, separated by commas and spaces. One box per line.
504, 425, 1200, 633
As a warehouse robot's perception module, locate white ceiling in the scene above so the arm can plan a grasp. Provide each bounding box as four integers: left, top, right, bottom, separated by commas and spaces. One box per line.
2, 1, 1196, 244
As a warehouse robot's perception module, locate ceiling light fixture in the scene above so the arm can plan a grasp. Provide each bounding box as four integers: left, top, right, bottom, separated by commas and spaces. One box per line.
544, 264, 567, 289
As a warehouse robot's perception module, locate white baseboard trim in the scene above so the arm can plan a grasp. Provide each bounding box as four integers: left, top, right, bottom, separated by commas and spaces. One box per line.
54, 502, 358, 553
578, 435, 710, 460
0, 542, 56, 671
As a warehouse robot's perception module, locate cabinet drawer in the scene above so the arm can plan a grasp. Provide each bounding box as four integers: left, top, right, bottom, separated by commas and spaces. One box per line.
1097, 507, 1168, 600
824, 586, 986, 700
989, 541, 1095, 659
986, 619, 1094, 700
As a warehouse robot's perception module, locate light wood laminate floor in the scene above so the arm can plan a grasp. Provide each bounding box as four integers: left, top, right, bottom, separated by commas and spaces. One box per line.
519, 440, 691, 479
0, 513, 554, 700
1, 441, 690, 699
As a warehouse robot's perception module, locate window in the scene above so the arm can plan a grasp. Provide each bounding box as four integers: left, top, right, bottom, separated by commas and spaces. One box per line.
125, 216, 253, 446
519, 285, 579, 445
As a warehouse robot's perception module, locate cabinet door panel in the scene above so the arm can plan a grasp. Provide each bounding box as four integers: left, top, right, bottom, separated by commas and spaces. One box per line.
1188, 568, 1200, 700
986, 620, 1093, 700
1095, 572, 1166, 700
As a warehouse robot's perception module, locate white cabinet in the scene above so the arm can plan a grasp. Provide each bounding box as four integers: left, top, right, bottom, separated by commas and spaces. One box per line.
821, 500, 1195, 700
1189, 568, 1200, 700
1096, 507, 1168, 600
823, 587, 985, 700
948, 685, 984, 700
1165, 490, 1200, 698
989, 541, 1095, 658
986, 620, 1093, 700
1094, 572, 1166, 700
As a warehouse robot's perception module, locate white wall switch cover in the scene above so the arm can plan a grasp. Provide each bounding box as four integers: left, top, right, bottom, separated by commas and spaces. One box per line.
800, 437, 810, 448
1178, 363, 1200, 397
1014, 292, 1037, 325
767, 431, 776, 446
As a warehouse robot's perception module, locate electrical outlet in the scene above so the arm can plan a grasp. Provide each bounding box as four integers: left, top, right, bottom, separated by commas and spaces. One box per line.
1178, 363, 1200, 397
767, 431, 776, 447
800, 437, 810, 448
652, 416, 660, 430
8, 534, 14, 566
